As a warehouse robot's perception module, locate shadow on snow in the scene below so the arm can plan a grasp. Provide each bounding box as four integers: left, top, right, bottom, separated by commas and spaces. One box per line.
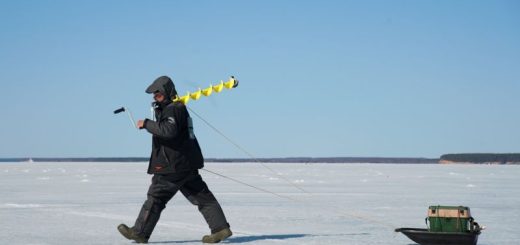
148, 233, 370, 244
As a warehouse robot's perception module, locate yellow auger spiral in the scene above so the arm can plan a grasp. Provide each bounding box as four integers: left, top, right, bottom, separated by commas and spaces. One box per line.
173, 76, 239, 105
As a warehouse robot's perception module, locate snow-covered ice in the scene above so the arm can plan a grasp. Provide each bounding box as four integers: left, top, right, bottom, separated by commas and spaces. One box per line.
1, 162, 518, 245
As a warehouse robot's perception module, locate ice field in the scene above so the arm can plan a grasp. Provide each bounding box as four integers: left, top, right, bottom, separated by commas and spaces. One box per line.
1, 162, 519, 245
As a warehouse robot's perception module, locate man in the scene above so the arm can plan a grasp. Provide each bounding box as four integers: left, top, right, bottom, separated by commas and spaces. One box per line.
117, 76, 232, 244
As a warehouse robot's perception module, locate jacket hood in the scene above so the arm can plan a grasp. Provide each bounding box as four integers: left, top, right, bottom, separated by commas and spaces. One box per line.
146, 76, 178, 100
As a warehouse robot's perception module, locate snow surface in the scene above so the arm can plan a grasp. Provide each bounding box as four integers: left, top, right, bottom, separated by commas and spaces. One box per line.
1, 162, 519, 245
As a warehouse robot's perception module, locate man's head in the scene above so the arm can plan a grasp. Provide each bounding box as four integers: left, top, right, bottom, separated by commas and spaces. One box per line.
146, 76, 178, 103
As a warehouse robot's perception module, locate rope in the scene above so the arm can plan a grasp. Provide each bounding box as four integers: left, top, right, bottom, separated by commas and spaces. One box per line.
187, 107, 309, 194
201, 168, 298, 202
188, 107, 397, 230
202, 168, 395, 229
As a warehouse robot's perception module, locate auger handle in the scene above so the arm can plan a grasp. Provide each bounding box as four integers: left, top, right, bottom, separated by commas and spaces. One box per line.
114, 107, 126, 114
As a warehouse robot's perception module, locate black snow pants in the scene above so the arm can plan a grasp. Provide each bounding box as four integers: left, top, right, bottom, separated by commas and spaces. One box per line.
133, 170, 230, 238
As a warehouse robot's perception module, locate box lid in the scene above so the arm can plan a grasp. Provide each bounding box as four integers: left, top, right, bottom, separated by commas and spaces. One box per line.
428, 205, 471, 218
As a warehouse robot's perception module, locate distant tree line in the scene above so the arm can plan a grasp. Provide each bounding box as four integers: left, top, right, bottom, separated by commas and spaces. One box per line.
440, 154, 520, 163
209, 157, 438, 163
0, 157, 439, 163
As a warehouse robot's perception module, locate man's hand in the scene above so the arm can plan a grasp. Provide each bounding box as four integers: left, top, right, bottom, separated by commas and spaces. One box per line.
137, 120, 145, 129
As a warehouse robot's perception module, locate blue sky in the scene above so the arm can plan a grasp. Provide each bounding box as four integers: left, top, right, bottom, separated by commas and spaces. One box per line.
0, 0, 518, 158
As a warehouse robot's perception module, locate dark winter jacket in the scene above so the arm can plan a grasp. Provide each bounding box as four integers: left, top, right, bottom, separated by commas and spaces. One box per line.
143, 76, 204, 174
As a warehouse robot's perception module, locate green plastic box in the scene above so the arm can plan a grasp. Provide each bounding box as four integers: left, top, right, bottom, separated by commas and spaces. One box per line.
427, 206, 472, 232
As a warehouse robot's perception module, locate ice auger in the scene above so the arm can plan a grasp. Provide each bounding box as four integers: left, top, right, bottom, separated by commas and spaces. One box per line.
173, 76, 239, 104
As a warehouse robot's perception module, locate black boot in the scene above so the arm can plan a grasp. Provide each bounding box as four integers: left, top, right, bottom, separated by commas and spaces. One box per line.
117, 224, 149, 244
